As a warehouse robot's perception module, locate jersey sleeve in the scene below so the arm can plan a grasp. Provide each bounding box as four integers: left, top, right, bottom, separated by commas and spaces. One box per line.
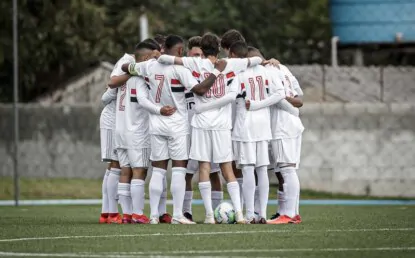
227, 58, 249, 75
132, 60, 152, 78
111, 55, 135, 77
101, 88, 117, 105
136, 78, 161, 115
175, 66, 199, 90
181, 57, 200, 74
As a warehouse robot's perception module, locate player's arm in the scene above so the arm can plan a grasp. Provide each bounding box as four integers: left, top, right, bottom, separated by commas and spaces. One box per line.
101, 88, 117, 105
247, 75, 285, 111
121, 61, 151, 77
194, 74, 238, 114
157, 55, 184, 66
108, 74, 131, 88
286, 96, 303, 108
191, 60, 227, 96
136, 82, 176, 116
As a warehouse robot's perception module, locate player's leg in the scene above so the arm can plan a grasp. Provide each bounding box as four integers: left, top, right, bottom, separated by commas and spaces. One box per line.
293, 134, 302, 223
237, 141, 257, 223
254, 141, 270, 224
269, 140, 284, 220
183, 160, 197, 221
149, 135, 169, 224
190, 128, 215, 224
158, 175, 171, 223
268, 138, 299, 224
213, 130, 244, 224
210, 164, 223, 211
106, 159, 121, 223
169, 135, 195, 224
117, 149, 133, 224
129, 148, 150, 224
233, 161, 244, 209
99, 128, 114, 223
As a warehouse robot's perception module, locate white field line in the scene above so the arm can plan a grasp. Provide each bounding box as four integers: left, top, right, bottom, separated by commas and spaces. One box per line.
0, 247, 414, 257
0, 228, 413, 243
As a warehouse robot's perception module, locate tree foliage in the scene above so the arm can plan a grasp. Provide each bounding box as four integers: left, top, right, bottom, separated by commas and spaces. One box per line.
0, 0, 330, 102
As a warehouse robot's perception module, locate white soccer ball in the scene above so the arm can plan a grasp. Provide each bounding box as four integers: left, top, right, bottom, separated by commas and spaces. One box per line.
214, 202, 236, 224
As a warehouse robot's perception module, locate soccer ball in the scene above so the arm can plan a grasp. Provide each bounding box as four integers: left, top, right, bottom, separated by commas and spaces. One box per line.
214, 202, 236, 224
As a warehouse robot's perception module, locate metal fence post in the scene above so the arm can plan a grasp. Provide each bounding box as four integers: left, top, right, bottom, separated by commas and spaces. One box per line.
13, 0, 20, 206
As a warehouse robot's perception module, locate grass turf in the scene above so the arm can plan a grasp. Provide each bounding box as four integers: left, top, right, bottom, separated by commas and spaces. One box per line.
1, 177, 412, 200
0, 205, 414, 257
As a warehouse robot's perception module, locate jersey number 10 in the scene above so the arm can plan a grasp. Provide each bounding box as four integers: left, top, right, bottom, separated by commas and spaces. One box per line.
204, 73, 225, 98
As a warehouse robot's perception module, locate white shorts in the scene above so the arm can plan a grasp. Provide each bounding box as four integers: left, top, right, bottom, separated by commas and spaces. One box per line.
187, 160, 221, 174
190, 128, 233, 163
100, 128, 118, 162
233, 141, 269, 168
150, 134, 189, 161
118, 148, 151, 168
271, 135, 302, 167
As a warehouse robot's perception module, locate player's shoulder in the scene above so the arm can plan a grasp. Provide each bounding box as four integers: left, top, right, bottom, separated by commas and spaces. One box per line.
116, 53, 135, 64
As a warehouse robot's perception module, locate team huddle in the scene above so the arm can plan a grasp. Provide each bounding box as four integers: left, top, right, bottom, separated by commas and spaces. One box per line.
99, 30, 304, 225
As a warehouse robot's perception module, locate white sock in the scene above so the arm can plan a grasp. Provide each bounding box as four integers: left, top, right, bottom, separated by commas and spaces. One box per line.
236, 177, 244, 209
199, 181, 213, 216
227, 181, 242, 213
150, 167, 166, 218
278, 189, 286, 215
101, 169, 110, 214
171, 167, 187, 218
254, 186, 260, 215
183, 191, 193, 214
158, 175, 167, 216
280, 167, 299, 218
117, 183, 132, 215
242, 166, 255, 219
131, 179, 145, 215
211, 191, 223, 211
256, 166, 269, 219
296, 174, 300, 215
107, 168, 120, 214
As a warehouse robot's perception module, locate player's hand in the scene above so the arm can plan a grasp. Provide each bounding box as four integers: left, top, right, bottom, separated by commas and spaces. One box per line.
214, 59, 227, 72
262, 58, 280, 68
245, 99, 251, 110
160, 105, 176, 116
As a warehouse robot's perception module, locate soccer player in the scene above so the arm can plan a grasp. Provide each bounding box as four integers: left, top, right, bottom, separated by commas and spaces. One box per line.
247, 47, 304, 224
122, 35, 225, 224
99, 87, 121, 224
101, 51, 136, 224
183, 36, 223, 221
158, 32, 265, 224
114, 41, 162, 224
229, 41, 287, 223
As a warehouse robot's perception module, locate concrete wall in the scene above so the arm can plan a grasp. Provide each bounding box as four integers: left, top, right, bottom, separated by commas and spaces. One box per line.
1, 103, 414, 197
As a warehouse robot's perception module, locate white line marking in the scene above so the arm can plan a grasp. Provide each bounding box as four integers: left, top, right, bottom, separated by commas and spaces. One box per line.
0, 228, 413, 243
0, 247, 414, 257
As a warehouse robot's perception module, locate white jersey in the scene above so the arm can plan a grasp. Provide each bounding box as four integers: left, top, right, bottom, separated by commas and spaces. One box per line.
115, 77, 150, 149
267, 65, 304, 139
232, 66, 284, 142
100, 53, 134, 130
279, 64, 302, 97
99, 88, 117, 130
181, 57, 249, 130
133, 59, 199, 136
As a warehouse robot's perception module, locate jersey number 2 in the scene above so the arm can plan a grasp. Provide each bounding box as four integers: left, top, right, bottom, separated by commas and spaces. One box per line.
118, 85, 126, 111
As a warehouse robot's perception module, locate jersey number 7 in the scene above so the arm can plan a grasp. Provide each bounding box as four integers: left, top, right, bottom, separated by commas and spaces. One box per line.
154, 75, 165, 103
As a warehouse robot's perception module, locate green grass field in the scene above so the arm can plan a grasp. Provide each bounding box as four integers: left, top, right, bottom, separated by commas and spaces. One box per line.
0, 205, 414, 257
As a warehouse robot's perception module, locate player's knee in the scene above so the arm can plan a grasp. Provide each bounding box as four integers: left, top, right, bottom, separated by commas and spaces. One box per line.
111, 161, 121, 169
172, 159, 187, 168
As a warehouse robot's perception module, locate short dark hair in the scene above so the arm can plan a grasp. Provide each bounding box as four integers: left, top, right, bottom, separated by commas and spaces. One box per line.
141, 38, 161, 51
164, 35, 184, 50
153, 34, 166, 45
247, 46, 265, 59
188, 36, 202, 50
200, 32, 220, 57
221, 29, 245, 49
135, 40, 159, 51
229, 41, 248, 58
